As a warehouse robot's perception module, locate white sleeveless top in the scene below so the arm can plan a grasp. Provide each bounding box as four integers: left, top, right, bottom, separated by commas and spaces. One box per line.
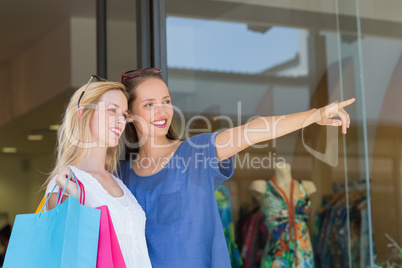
45, 166, 152, 268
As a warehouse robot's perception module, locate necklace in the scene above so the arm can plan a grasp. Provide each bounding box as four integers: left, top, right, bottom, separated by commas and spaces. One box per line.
271, 177, 297, 264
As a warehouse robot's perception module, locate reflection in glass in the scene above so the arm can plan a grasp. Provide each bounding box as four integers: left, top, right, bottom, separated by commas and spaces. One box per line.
166, 0, 402, 267
167, 16, 304, 76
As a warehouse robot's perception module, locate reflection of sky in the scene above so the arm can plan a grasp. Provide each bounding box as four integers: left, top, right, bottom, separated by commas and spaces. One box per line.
167, 16, 299, 74
324, 32, 402, 123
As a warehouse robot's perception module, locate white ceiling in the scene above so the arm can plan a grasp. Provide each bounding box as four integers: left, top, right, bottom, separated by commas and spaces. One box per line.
0, 0, 136, 64
0, 0, 136, 157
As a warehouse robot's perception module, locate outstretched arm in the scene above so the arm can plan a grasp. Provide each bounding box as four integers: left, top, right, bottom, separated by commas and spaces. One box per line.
215, 98, 355, 161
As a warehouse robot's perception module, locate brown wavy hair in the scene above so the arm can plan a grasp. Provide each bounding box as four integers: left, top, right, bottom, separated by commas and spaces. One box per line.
123, 70, 180, 158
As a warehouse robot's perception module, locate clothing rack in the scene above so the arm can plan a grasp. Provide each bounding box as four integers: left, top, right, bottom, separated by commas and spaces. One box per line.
332, 179, 369, 193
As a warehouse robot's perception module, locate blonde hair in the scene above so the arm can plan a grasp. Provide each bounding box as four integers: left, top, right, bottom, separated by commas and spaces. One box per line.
43, 81, 129, 188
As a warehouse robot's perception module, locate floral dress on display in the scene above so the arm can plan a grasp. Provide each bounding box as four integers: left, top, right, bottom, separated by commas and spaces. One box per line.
261, 179, 314, 268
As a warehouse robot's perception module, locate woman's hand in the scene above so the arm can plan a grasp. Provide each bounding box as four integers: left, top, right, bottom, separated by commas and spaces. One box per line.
55, 166, 78, 198
316, 98, 355, 134
48, 167, 79, 210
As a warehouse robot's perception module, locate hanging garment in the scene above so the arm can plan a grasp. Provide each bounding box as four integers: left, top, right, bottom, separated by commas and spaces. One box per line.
261, 179, 314, 268
215, 185, 243, 268
241, 212, 268, 268
236, 204, 261, 254
314, 194, 377, 268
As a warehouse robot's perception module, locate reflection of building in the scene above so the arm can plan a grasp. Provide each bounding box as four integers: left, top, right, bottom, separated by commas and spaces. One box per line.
1, 0, 402, 266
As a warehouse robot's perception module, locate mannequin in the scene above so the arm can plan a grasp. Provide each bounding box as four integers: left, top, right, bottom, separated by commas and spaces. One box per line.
250, 162, 316, 204
249, 162, 316, 268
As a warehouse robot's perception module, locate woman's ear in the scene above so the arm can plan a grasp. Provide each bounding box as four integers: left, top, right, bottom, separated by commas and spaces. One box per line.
77, 107, 84, 118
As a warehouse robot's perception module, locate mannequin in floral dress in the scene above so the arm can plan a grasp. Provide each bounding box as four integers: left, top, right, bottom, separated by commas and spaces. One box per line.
250, 162, 316, 268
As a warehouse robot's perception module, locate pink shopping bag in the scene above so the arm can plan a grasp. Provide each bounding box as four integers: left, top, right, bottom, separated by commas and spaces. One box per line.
75, 176, 126, 268
96, 205, 126, 268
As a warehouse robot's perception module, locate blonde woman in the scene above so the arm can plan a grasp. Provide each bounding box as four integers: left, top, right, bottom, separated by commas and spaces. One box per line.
43, 76, 152, 268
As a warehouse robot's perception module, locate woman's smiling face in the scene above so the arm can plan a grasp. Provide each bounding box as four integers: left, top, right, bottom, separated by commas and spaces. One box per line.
130, 78, 173, 139
89, 89, 129, 148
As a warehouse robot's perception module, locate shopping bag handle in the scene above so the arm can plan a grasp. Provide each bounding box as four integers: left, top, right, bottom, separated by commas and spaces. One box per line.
56, 169, 80, 208
38, 169, 80, 215
56, 169, 85, 209
56, 172, 85, 205
77, 176, 86, 205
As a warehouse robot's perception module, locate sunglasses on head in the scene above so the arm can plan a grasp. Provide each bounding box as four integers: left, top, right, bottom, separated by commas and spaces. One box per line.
77, 75, 109, 108
121, 67, 161, 84
77, 75, 134, 123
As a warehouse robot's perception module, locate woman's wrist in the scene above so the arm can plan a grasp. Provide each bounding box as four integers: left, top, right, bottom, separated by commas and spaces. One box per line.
314, 108, 322, 123
305, 108, 321, 126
